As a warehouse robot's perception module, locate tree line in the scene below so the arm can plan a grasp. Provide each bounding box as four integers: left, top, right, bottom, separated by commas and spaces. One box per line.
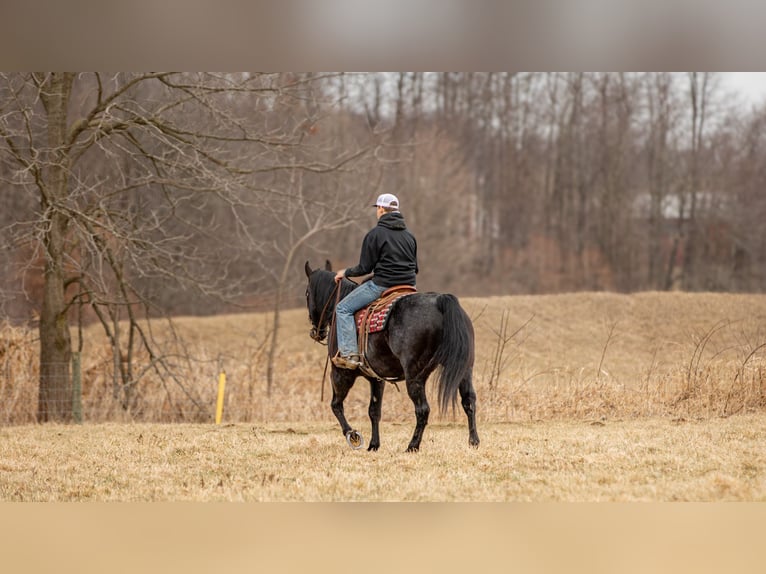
1, 72, 765, 421
354, 72, 764, 296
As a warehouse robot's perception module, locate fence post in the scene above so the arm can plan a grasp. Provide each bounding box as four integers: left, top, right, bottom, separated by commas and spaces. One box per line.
72, 352, 82, 424
215, 370, 226, 424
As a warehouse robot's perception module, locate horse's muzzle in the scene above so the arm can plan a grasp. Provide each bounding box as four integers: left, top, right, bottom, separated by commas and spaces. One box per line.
310, 326, 327, 343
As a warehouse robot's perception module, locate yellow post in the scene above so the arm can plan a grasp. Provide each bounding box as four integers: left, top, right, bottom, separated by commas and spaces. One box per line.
215, 370, 226, 424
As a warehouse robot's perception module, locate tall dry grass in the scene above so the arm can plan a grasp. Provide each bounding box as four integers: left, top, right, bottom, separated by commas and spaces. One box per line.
0, 322, 38, 423
2, 291, 766, 425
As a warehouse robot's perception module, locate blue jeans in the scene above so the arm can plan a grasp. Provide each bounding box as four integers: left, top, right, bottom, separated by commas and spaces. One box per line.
335, 280, 386, 357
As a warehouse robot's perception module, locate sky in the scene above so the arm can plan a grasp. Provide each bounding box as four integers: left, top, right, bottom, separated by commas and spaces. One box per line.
721, 72, 766, 106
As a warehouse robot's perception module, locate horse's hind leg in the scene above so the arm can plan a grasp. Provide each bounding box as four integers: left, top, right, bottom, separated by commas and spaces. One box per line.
459, 376, 480, 448
367, 378, 385, 451
405, 378, 430, 452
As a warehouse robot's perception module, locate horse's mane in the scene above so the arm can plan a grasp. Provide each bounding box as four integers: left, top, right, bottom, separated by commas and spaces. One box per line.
339, 278, 358, 299
315, 269, 358, 308
313, 269, 357, 306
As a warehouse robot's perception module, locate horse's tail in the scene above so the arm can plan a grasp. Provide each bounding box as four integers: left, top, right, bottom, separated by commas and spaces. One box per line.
433, 293, 474, 412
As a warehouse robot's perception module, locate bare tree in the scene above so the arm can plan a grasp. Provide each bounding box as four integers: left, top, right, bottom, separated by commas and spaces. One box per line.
677, 72, 717, 289
643, 72, 679, 289
0, 72, 368, 421
258, 106, 380, 394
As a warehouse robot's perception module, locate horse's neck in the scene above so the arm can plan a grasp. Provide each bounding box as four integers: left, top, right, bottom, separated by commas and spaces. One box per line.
324, 277, 353, 299
339, 279, 356, 299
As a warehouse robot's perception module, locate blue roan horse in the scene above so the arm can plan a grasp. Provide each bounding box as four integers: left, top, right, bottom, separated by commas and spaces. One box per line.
304, 261, 480, 452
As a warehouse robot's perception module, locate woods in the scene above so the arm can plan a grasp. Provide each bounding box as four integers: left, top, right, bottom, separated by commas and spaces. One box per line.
2, 72, 766, 422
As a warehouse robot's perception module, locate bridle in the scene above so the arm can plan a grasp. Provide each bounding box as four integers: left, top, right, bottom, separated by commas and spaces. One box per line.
308, 277, 343, 403
308, 279, 341, 345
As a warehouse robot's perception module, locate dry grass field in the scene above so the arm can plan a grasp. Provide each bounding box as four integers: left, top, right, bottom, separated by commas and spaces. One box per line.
2, 291, 766, 501
0, 416, 764, 501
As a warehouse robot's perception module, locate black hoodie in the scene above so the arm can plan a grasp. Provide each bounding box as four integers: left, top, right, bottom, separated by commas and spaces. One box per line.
344, 211, 418, 287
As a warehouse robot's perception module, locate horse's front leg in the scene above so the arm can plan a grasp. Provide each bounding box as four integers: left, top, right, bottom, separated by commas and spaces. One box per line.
330, 368, 358, 443
404, 378, 430, 452
367, 378, 385, 451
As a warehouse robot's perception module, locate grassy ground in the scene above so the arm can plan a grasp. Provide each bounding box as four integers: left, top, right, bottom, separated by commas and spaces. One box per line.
1, 415, 764, 501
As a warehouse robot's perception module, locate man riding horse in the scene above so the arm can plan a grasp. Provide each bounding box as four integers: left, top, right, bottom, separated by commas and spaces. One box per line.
332, 193, 418, 370
305, 193, 478, 451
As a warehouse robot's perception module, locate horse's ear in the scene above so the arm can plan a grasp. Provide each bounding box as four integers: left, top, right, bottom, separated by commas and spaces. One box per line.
304, 261, 313, 278
325, 259, 332, 271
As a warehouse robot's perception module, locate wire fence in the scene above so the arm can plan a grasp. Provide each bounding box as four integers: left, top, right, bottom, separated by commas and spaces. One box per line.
1, 320, 342, 425
1, 371, 343, 426
1, 317, 429, 426
1, 340, 340, 425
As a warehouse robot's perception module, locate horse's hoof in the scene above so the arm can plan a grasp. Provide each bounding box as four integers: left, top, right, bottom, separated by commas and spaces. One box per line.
345, 430, 364, 450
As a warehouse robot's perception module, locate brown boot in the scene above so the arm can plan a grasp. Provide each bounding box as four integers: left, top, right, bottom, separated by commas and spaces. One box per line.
332, 353, 362, 370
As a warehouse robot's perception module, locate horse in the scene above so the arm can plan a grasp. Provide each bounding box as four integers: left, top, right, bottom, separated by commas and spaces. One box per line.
304, 260, 480, 452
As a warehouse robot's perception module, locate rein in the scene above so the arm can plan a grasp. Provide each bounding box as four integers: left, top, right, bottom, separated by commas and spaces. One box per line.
316, 280, 342, 402
312, 280, 340, 344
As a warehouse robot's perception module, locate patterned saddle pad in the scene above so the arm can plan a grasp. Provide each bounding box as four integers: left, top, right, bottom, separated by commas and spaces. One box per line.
354, 286, 416, 334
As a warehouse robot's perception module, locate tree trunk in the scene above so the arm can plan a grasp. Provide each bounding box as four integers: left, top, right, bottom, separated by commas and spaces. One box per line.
37, 73, 74, 422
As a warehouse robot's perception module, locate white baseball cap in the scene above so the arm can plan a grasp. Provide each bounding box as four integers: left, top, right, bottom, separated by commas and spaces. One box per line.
373, 193, 400, 209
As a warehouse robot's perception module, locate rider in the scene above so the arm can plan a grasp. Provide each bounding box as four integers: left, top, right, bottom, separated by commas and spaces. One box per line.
332, 193, 418, 369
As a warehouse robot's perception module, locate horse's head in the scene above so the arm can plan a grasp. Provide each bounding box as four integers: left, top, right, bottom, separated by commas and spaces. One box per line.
304, 260, 334, 343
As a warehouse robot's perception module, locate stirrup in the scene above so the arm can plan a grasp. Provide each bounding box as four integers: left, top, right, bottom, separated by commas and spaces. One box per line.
332, 353, 362, 370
